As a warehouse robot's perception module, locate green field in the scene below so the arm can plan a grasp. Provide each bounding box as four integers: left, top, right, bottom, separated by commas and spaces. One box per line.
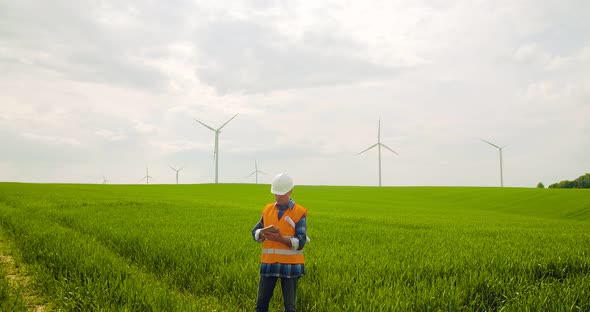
0, 183, 589, 311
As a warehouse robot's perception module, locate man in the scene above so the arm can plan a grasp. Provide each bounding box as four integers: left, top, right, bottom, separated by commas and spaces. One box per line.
252, 173, 308, 312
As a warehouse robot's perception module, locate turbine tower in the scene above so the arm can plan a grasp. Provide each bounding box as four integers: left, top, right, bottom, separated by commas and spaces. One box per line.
246, 159, 266, 184
169, 165, 183, 184
194, 113, 239, 184
102, 176, 108, 184
140, 166, 152, 185
481, 139, 507, 187
357, 118, 399, 187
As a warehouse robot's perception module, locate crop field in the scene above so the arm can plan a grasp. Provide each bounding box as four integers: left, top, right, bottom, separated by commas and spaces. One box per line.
0, 183, 589, 311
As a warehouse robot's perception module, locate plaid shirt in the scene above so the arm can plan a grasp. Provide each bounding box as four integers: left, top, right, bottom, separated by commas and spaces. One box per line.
252, 199, 307, 278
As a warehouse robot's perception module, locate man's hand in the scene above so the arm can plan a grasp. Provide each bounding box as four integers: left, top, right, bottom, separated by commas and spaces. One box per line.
263, 231, 282, 242
262, 231, 292, 247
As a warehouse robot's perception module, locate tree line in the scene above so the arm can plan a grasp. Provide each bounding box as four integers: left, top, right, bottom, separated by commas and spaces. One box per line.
543, 173, 590, 189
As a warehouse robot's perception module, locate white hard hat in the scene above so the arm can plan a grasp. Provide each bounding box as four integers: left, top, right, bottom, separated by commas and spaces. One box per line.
271, 173, 294, 195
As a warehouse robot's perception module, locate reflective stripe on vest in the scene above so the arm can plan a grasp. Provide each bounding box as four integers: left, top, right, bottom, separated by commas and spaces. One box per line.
262, 248, 304, 255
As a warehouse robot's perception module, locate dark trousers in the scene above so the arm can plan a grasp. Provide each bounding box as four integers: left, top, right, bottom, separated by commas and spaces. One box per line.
256, 276, 299, 312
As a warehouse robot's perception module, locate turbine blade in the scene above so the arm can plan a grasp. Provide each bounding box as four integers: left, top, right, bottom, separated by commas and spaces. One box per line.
169, 165, 177, 171
481, 139, 500, 149
194, 119, 216, 131
258, 171, 266, 175
357, 143, 379, 155
247, 171, 256, 177
378, 118, 381, 142
380, 143, 399, 155
218, 113, 239, 130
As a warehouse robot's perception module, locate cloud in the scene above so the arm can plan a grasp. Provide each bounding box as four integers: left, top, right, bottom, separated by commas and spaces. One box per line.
0, 1, 188, 91
513, 43, 566, 71
193, 18, 401, 94
93, 129, 128, 142
21, 132, 83, 147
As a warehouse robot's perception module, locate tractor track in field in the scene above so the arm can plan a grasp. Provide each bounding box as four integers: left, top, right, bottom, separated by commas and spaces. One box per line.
0, 232, 47, 312
0, 199, 229, 311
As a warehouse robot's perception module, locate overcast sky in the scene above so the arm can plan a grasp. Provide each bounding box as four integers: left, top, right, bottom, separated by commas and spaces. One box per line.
1, 0, 589, 187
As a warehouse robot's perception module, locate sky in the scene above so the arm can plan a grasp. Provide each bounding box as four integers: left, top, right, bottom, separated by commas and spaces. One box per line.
1, 0, 589, 187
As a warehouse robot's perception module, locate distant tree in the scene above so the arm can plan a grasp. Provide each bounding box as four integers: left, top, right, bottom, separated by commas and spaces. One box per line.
536, 182, 544, 188
559, 180, 576, 188
577, 173, 590, 188
549, 173, 590, 189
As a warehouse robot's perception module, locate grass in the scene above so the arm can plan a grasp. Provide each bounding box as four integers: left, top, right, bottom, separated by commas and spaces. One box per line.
0, 231, 27, 311
0, 268, 26, 312
0, 182, 589, 311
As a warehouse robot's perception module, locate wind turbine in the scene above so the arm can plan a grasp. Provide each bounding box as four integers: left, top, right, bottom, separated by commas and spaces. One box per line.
169, 165, 184, 184
139, 166, 152, 185
246, 160, 266, 184
481, 139, 507, 187
357, 118, 399, 187
102, 176, 108, 184
194, 113, 239, 184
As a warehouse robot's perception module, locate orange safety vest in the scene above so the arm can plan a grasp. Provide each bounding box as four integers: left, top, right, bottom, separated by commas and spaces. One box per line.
261, 202, 307, 264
